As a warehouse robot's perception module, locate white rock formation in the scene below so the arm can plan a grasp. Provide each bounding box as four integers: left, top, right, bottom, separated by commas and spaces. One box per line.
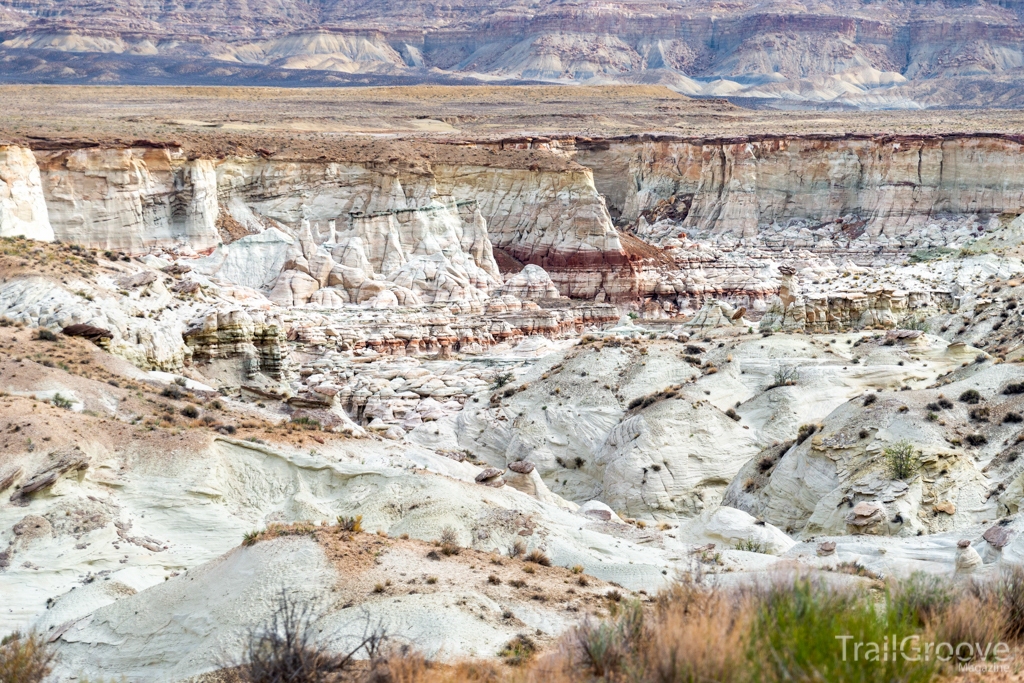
35, 147, 220, 252
0, 146, 53, 241
499, 264, 562, 300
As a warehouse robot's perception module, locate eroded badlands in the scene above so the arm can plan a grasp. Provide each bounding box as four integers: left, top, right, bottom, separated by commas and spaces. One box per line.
2, 101, 1024, 681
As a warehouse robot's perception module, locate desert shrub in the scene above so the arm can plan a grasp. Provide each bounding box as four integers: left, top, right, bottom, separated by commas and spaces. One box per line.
497, 635, 536, 666
507, 539, 525, 559
863, 393, 878, 406
749, 579, 935, 683
795, 423, 817, 445
160, 385, 183, 400
929, 592, 1005, 663
734, 539, 767, 553
966, 433, 988, 447
1004, 412, 1023, 424
889, 572, 955, 626
524, 549, 551, 566
959, 389, 982, 404
490, 372, 515, 390
438, 526, 460, 556
239, 590, 386, 683
767, 366, 799, 390
181, 405, 200, 419
35, 329, 57, 342
51, 393, 73, 410
969, 407, 990, 422
243, 530, 261, 546
884, 440, 919, 480
574, 600, 645, 677
337, 515, 363, 533
1004, 382, 1024, 395
995, 564, 1024, 640
0, 632, 55, 683
725, 408, 741, 421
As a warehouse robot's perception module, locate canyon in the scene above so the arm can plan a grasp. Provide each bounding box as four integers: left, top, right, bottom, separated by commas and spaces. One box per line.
1, 86, 1024, 681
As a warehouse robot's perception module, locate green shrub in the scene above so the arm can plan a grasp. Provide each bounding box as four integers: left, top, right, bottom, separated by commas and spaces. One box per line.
51, 393, 73, 410
750, 579, 936, 683
491, 371, 515, 389
889, 572, 954, 626
734, 539, 767, 553
498, 634, 536, 666
884, 441, 919, 480
959, 389, 981, 404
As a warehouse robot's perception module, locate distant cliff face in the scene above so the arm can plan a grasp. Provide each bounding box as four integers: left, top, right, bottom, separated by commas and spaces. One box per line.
577, 134, 1024, 240
3, 132, 1024, 311
3, 0, 1024, 107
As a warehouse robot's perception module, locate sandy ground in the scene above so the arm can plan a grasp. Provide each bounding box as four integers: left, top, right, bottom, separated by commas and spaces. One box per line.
3, 85, 1024, 161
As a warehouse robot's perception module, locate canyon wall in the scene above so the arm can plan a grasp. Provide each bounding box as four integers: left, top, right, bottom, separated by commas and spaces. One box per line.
578, 135, 1024, 241
5, 134, 1024, 312
0, 144, 633, 300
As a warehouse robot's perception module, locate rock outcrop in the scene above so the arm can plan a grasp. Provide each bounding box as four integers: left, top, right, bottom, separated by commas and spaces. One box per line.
579, 135, 1024, 243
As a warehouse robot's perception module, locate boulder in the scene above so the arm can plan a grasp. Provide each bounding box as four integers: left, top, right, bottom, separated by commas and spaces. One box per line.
508, 460, 535, 474
983, 525, 1014, 549
474, 467, 504, 484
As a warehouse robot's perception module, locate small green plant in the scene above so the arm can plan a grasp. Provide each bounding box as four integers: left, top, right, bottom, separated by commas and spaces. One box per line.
491, 371, 515, 389
734, 539, 767, 553
50, 393, 73, 410
498, 634, 536, 666
425, 576, 438, 585
884, 440, 919, 480
243, 530, 261, 546
336, 515, 363, 533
